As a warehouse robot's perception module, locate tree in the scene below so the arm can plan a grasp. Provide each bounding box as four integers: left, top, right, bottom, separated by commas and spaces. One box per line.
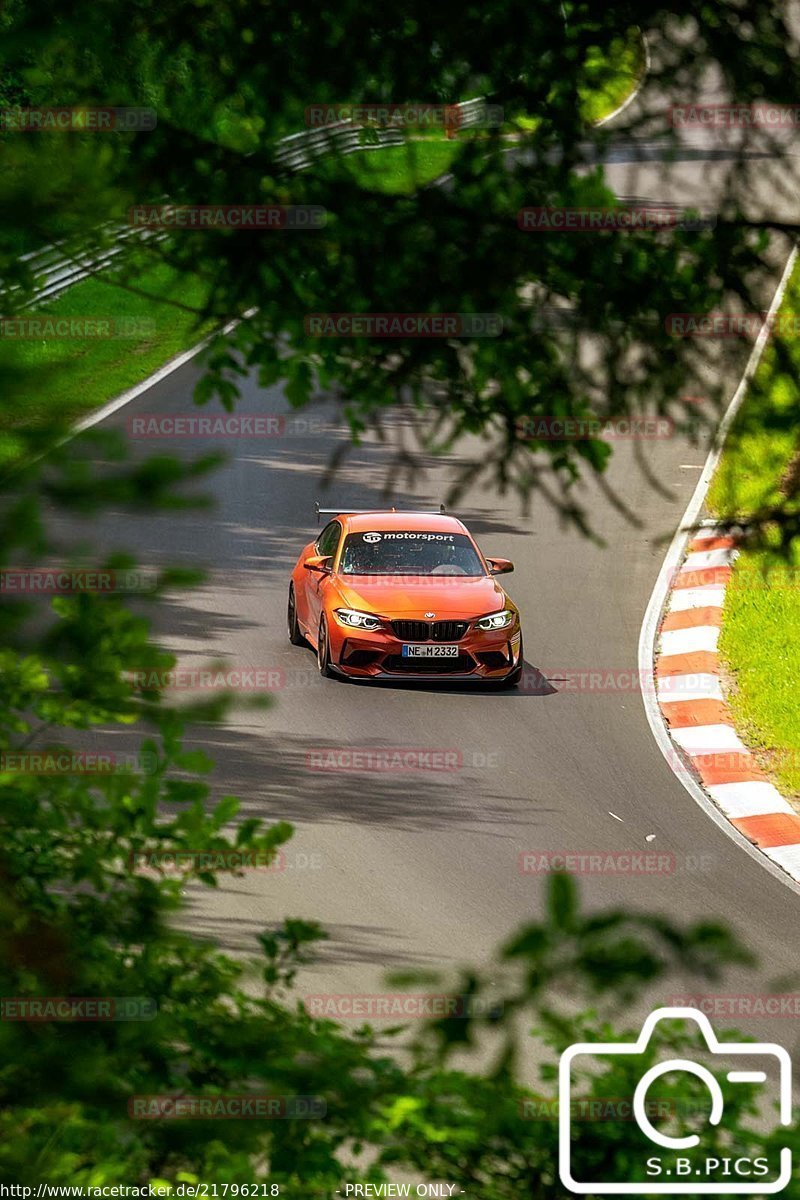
2, 0, 799, 528
0, 1, 798, 1190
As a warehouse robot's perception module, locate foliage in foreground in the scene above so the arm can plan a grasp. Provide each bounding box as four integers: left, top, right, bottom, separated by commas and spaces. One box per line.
0, 442, 786, 1191
1, 0, 799, 1192
2, 1, 800, 535
708, 259, 800, 797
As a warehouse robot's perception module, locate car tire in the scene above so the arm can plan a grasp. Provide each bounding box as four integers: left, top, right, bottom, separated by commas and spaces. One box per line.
287, 585, 306, 646
317, 617, 336, 678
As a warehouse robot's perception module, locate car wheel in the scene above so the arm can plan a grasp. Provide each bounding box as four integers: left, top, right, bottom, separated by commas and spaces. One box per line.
287, 585, 306, 646
317, 617, 336, 678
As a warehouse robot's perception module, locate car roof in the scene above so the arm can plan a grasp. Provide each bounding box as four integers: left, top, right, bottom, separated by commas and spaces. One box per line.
339, 511, 469, 535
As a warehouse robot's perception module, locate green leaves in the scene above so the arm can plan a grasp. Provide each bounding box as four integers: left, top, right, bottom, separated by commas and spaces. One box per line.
3, 0, 790, 528
501, 872, 750, 1007
284, 359, 314, 410
0, 0, 796, 1188
259, 920, 327, 988
546, 870, 578, 933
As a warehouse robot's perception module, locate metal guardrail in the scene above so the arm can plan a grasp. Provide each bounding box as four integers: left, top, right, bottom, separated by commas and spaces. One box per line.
15, 98, 498, 304
274, 124, 406, 172
19, 228, 137, 305
274, 97, 497, 171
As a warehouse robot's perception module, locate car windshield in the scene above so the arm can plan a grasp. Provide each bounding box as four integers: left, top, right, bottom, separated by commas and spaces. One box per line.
339, 531, 485, 576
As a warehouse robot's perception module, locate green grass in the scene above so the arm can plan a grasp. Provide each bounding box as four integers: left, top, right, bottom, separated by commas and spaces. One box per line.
707, 260, 800, 799
579, 28, 645, 125
515, 27, 645, 131
0, 260, 213, 456
0, 29, 646, 459
341, 27, 646, 194
341, 139, 462, 193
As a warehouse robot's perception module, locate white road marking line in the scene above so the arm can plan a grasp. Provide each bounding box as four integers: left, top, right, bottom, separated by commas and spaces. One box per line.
595, 31, 651, 127
70, 309, 258, 438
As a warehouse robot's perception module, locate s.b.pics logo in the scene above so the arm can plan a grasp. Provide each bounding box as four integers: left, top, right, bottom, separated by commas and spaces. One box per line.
559, 1007, 792, 1194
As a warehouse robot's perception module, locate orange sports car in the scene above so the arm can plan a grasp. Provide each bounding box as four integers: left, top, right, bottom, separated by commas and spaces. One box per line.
288, 507, 524, 685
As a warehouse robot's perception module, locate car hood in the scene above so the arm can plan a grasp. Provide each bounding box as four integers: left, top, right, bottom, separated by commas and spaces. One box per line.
332, 574, 510, 617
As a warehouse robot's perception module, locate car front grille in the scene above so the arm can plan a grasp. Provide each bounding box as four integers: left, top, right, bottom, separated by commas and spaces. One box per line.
381, 653, 475, 675
390, 619, 429, 642
390, 619, 470, 642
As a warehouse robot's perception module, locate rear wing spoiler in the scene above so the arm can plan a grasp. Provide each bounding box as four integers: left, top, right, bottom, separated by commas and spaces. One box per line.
316, 502, 446, 523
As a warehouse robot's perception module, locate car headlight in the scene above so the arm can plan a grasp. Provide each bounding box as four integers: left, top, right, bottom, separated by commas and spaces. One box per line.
475, 609, 515, 631
334, 608, 383, 631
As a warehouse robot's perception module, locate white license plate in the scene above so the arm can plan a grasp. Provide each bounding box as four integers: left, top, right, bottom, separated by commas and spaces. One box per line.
402, 644, 459, 658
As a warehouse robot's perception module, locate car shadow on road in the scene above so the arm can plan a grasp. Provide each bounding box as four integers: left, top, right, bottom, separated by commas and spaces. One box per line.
165, 723, 560, 963
172, 726, 557, 834
326, 660, 559, 697
180, 903, 441, 972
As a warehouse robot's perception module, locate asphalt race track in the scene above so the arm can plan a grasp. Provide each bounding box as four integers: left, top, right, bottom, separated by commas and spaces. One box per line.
57, 43, 800, 1051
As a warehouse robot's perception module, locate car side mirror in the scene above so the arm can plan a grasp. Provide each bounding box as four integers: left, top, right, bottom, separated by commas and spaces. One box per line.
487, 557, 514, 575
303, 554, 333, 574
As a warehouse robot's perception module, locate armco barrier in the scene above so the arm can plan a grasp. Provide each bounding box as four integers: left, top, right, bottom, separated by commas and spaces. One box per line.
3, 98, 496, 306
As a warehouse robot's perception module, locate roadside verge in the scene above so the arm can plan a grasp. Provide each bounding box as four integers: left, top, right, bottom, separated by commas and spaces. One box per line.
639, 246, 800, 892
3, 32, 650, 453
656, 523, 800, 880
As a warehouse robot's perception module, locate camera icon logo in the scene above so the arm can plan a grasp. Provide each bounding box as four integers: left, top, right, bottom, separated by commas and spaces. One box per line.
559, 1006, 792, 1194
